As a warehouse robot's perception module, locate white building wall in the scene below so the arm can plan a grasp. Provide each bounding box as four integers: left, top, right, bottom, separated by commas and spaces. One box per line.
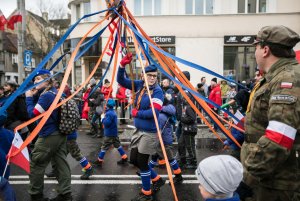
176, 37, 224, 85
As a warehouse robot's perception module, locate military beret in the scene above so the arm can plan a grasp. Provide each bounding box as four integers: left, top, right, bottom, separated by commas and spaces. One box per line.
32, 69, 51, 81
145, 64, 157, 73
254, 26, 300, 48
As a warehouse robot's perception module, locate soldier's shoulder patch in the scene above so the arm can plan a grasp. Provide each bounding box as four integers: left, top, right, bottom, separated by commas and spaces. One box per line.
270, 94, 297, 104
280, 82, 293, 89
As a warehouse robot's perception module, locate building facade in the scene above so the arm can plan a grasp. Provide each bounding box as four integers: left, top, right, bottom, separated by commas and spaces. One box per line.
68, 0, 300, 91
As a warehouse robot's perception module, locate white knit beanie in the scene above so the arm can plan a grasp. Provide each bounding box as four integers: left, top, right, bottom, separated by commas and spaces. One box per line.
195, 155, 243, 195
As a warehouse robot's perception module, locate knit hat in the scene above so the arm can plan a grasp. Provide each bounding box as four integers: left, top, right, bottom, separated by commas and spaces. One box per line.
211, 77, 217, 83
32, 69, 51, 81
145, 64, 157, 73
106, 98, 115, 108
89, 78, 96, 86
182, 71, 190, 81
5, 80, 18, 88
195, 155, 243, 195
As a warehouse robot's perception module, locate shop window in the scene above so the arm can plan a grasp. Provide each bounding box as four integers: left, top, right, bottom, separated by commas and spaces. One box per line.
224, 46, 256, 82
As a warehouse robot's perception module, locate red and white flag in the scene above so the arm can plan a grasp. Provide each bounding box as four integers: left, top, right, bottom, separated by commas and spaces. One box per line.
8, 132, 30, 173
0, 9, 8, 31
232, 110, 245, 129
7, 11, 22, 30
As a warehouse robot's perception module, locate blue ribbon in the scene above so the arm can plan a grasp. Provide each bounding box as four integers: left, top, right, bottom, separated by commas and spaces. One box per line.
114, 9, 247, 90
0, 6, 116, 115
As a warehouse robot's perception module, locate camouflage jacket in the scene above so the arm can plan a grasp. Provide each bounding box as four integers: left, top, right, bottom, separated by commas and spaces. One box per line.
241, 58, 300, 191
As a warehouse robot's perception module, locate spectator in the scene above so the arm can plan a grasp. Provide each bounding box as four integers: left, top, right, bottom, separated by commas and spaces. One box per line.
208, 77, 222, 131
220, 80, 230, 104
101, 79, 113, 99
201, 77, 208, 97
195, 155, 243, 201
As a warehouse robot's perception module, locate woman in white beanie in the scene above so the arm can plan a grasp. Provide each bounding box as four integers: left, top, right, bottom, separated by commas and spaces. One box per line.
195, 155, 243, 201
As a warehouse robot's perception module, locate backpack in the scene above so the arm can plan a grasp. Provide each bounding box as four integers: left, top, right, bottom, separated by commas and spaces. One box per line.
47, 91, 81, 135
59, 98, 81, 135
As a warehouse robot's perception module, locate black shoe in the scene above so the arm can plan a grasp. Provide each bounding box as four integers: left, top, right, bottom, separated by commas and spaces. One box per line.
50, 193, 72, 201
80, 168, 93, 180
92, 160, 103, 167
45, 170, 56, 178
117, 158, 128, 165
91, 134, 98, 138
30, 194, 49, 201
86, 132, 94, 135
136, 171, 141, 177
131, 192, 153, 201
96, 134, 103, 138
173, 174, 184, 185
152, 177, 165, 193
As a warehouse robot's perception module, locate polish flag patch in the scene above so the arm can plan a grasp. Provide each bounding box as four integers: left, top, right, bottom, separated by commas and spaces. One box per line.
280, 82, 293, 89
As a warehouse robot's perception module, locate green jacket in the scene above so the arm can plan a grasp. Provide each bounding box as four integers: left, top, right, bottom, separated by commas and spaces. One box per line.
241, 58, 300, 191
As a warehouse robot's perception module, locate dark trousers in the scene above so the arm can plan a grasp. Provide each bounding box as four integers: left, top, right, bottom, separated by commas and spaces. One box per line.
178, 133, 196, 164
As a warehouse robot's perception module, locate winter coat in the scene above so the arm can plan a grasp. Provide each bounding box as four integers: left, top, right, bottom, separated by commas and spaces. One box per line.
205, 193, 240, 201
159, 104, 176, 145
116, 86, 128, 103
117, 67, 164, 133
208, 85, 222, 108
102, 108, 118, 137
26, 87, 59, 137
101, 85, 113, 99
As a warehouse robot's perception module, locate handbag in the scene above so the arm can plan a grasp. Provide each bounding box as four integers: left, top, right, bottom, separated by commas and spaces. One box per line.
182, 123, 197, 135
95, 105, 103, 115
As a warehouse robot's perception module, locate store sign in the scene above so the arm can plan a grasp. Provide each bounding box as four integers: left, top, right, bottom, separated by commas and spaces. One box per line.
128, 36, 175, 45
224, 35, 256, 45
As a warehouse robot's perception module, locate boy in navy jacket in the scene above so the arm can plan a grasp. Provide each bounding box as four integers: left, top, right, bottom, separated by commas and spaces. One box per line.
94, 99, 128, 166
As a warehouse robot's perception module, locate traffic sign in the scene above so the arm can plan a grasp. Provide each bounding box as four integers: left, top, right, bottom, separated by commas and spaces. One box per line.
24, 50, 32, 68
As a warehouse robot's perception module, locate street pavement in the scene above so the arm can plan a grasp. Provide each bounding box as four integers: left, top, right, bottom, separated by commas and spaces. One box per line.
9, 121, 228, 201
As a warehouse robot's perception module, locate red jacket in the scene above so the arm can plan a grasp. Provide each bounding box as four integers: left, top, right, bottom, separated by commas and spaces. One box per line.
208, 85, 222, 108
116, 86, 128, 103
101, 85, 113, 99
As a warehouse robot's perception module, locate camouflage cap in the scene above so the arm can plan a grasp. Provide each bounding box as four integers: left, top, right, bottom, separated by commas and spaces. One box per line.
254, 25, 300, 47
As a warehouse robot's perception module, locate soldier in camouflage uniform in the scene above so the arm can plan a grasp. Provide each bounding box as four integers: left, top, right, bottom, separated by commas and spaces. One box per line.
240, 26, 300, 201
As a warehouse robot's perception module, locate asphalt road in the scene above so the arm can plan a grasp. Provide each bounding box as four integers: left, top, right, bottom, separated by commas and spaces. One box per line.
9, 124, 227, 201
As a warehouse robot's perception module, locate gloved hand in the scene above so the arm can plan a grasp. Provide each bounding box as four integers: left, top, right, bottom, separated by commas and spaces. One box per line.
120, 52, 133, 67
221, 103, 230, 109
131, 108, 139, 118
101, 113, 105, 121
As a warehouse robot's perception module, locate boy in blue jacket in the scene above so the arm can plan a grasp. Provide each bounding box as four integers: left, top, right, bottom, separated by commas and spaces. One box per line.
94, 99, 128, 166
148, 93, 183, 185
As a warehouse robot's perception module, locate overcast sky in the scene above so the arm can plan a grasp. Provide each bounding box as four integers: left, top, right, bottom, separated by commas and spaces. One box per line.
0, 0, 69, 18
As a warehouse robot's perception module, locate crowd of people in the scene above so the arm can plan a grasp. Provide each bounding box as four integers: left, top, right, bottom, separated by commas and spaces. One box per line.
0, 25, 299, 201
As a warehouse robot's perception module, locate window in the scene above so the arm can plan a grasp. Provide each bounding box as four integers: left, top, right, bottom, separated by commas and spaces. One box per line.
248, 0, 256, 13
144, 0, 152, 15
134, 0, 142, 15
12, 54, 18, 64
259, 0, 266, 12
134, 0, 162, 16
76, 4, 81, 21
195, 0, 203, 15
154, 0, 161, 15
224, 46, 256, 82
206, 0, 214, 14
83, 2, 91, 21
185, 0, 193, 14
31, 58, 36, 68
185, 0, 213, 15
238, 0, 245, 13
